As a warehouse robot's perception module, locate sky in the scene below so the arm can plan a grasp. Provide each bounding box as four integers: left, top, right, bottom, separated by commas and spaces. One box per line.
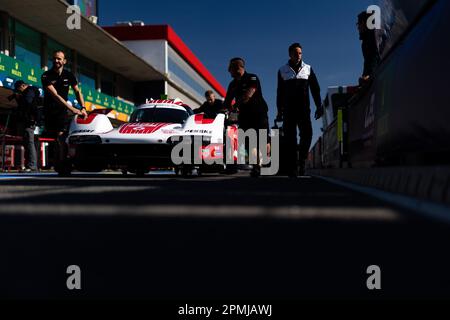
99, 0, 375, 146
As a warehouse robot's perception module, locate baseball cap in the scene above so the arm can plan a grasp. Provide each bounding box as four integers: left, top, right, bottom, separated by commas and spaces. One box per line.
14, 80, 26, 93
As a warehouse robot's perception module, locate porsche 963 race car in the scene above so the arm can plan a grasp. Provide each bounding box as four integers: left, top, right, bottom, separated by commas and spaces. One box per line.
66, 98, 239, 176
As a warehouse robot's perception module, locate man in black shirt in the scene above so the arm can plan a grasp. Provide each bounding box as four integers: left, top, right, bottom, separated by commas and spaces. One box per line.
277, 43, 323, 177
10, 80, 40, 172
41, 50, 87, 175
223, 57, 269, 177
194, 90, 224, 119
357, 11, 381, 84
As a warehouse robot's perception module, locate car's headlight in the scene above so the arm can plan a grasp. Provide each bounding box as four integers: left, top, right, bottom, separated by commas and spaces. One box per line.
69, 135, 102, 144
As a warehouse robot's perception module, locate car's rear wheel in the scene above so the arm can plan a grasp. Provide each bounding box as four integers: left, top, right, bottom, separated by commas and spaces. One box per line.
177, 165, 201, 178
135, 169, 146, 177
223, 164, 238, 175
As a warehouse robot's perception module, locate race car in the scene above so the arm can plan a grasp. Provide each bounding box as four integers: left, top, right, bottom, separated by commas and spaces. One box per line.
65, 98, 239, 176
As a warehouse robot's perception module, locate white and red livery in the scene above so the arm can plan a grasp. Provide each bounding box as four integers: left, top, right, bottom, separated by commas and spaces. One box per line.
66, 98, 238, 175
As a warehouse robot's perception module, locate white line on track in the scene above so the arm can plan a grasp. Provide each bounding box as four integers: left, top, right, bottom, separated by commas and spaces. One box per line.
0, 204, 400, 221
315, 175, 450, 224
0, 174, 57, 180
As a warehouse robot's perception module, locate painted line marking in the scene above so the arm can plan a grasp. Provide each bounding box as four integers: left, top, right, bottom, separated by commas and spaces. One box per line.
314, 175, 450, 224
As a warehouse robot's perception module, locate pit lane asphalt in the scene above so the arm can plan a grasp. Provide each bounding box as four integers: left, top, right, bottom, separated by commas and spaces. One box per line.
0, 171, 449, 299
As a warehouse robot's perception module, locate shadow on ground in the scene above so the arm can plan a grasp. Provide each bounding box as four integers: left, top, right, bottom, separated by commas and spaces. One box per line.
0, 174, 449, 299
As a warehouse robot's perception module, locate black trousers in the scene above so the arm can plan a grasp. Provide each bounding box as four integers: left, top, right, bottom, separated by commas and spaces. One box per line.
284, 107, 312, 171
44, 113, 73, 170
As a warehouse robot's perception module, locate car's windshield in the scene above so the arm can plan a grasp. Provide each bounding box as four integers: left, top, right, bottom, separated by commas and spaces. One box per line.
130, 108, 189, 124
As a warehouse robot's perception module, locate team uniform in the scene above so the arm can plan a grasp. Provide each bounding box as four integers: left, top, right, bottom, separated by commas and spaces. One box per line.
277, 60, 321, 174
41, 69, 78, 134
194, 99, 224, 119
361, 29, 381, 78
224, 72, 269, 131
15, 85, 41, 171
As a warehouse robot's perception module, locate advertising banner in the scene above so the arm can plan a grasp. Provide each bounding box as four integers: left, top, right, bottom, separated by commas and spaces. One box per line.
0, 53, 43, 88
1, 53, 134, 120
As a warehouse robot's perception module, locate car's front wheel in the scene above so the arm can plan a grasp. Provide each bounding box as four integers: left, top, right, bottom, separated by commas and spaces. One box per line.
135, 169, 147, 177
55, 159, 73, 177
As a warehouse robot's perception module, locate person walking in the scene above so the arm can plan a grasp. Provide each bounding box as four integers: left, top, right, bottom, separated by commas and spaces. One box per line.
276, 43, 323, 177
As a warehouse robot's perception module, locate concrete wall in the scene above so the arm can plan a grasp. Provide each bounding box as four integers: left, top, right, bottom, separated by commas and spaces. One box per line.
309, 167, 450, 205
167, 46, 223, 100
122, 39, 167, 75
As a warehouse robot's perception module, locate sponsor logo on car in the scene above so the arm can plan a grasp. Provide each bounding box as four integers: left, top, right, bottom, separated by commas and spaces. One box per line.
119, 123, 168, 134
184, 129, 213, 134
70, 129, 95, 134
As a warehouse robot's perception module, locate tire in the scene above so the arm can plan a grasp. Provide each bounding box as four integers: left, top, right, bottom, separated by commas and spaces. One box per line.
57, 169, 72, 177
136, 169, 146, 177
56, 160, 73, 177
224, 164, 238, 175
181, 166, 202, 178
182, 166, 192, 177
